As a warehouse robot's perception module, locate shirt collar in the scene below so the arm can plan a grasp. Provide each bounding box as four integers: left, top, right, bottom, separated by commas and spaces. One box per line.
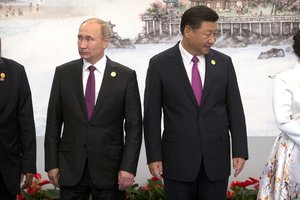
179, 41, 205, 64
83, 56, 107, 74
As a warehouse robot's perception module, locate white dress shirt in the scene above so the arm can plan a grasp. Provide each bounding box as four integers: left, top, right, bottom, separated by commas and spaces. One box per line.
82, 56, 107, 105
179, 41, 205, 87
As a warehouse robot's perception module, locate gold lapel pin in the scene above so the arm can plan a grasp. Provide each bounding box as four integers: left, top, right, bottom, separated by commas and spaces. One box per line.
211, 60, 216, 65
111, 71, 116, 77
0, 72, 5, 81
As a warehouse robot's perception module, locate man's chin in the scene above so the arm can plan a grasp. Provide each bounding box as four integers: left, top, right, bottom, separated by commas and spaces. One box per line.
199, 49, 210, 55
80, 54, 89, 59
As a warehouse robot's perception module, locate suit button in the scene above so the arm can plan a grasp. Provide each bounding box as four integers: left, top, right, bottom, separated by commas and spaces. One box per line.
83, 144, 87, 148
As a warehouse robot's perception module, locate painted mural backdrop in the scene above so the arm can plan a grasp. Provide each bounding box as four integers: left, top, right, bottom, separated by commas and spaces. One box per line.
1, 0, 300, 137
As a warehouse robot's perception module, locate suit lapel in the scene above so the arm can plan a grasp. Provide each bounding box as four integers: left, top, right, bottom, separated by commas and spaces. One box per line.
71, 59, 87, 119
92, 57, 117, 120
0, 60, 9, 109
0, 59, 9, 82
200, 51, 216, 107
170, 44, 199, 107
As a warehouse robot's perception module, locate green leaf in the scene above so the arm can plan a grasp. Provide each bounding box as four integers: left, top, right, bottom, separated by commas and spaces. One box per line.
21, 190, 35, 200
42, 189, 60, 199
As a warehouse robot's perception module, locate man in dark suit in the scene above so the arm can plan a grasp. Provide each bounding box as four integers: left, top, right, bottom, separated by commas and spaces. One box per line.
144, 6, 248, 199
0, 43, 36, 199
44, 18, 142, 200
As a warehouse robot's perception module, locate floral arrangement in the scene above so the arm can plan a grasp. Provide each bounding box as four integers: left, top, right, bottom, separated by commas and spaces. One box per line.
125, 176, 259, 200
125, 177, 165, 200
227, 177, 259, 200
17, 174, 259, 200
17, 173, 59, 200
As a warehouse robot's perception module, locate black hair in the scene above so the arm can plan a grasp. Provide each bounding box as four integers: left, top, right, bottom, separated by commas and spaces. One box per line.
180, 5, 219, 35
293, 30, 300, 58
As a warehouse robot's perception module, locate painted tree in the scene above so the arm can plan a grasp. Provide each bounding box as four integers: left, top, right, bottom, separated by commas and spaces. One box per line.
269, 0, 300, 15
140, 0, 187, 36
144, 1, 167, 20
141, 0, 187, 24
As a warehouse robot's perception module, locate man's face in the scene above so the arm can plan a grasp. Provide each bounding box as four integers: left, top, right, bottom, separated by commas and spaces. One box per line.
77, 21, 109, 64
184, 21, 218, 56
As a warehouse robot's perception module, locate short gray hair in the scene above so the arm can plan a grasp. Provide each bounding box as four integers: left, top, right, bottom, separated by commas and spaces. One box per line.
81, 18, 111, 38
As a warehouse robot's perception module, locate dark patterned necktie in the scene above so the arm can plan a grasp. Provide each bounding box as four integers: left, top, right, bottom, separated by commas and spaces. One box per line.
85, 65, 96, 120
192, 56, 202, 105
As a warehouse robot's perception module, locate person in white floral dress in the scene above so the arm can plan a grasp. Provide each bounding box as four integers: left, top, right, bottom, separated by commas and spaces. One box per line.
257, 30, 300, 200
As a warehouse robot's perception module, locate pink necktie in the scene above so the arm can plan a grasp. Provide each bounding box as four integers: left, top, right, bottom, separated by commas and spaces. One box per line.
85, 65, 96, 120
192, 56, 202, 105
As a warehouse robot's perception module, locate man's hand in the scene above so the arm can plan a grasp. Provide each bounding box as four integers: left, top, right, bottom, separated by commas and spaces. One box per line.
47, 168, 60, 187
20, 173, 33, 189
232, 157, 246, 177
118, 170, 135, 190
148, 161, 163, 179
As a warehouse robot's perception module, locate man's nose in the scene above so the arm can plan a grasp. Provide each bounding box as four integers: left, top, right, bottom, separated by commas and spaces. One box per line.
208, 35, 217, 44
78, 40, 87, 48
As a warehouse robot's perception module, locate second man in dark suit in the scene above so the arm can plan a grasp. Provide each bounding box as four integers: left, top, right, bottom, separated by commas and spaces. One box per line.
44, 18, 142, 200
144, 6, 248, 200
0, 56, 36, 200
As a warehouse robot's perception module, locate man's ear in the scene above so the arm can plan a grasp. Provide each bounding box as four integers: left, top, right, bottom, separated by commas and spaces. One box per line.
103, 36, 110, 48
184, 25, 192, 39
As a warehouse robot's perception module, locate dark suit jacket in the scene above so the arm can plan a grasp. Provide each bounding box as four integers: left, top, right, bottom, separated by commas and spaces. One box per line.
45, 57, 142, 188
144, 43, 248, 182
0, 57, 36, 195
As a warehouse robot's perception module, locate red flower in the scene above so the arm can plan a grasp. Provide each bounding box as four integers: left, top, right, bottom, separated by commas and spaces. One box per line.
230, 180, 242, 188
33, 173, 51, 186
39, 179, 51, 186
27, 182, 40, 195
33, 173, 42, 179
156, 184, 163, 189
230, 177, 260, 189
232, 191, 236, 197
239, 180, 254, 187
140, 184, 151, 191
16, 193, 23, 200
17, 173, 52, 197
125, 176, 166, 199
227, 177, 258, 199
227, 190, 231, 198
151, 176, 159, 182
227, 190, 236, 198
249, 177, 259, 183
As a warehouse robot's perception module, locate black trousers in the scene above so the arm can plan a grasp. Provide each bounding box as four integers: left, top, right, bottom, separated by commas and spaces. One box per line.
60, 161, 125, 200
0, 172, 16, 200
164, 164, 228, 200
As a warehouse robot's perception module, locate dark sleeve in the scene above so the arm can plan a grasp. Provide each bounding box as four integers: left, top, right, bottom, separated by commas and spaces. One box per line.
143, 58, 163, 164
17, 67, 37, 173
44, 67, 63, 171
226, 58, 248, 159
120, 71, 142, 175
